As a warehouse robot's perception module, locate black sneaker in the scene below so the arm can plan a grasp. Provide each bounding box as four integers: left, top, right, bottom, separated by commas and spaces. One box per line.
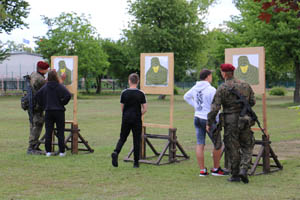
133, 161, 139, 168
111, 152, 118, 167
211, 167, 230, 176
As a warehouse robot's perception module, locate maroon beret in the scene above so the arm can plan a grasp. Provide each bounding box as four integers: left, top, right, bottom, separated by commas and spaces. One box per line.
220, 63, 235, 72
37, 61, 49, 70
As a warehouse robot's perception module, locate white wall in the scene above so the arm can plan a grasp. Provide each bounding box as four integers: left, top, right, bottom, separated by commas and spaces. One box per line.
0, 52, 44, 80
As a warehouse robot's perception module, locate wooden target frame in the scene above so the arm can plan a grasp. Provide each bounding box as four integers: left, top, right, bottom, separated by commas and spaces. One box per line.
140, 52, 174, 128
48, 56, 94, 154
124, 53, 189, 165
225, 47, 282, 175
51, 56, 78, 124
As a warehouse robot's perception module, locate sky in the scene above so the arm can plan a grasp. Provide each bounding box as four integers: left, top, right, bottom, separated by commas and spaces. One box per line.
1, 0, 240, 48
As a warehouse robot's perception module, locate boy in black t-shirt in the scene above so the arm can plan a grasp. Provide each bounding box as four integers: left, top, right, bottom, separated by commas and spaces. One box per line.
111, 73, 147, 168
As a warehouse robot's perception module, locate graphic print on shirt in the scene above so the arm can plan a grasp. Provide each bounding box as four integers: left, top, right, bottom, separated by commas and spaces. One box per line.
196, 90, 203, 111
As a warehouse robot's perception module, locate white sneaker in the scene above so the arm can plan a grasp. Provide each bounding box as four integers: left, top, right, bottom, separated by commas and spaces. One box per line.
59, 152, 66, 157
45, 152, 51, 157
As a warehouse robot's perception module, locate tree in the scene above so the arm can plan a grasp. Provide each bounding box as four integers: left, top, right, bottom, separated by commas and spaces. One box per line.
102, 39, 137, 83
0, 41, 9, 63
125, 0, 214, 81
35, 12, 109, 93
0, 0, 30, 62
254, 0, 300, 23
5, 40, 34, 53
0, 0, 30, 33
222, 0, 300, 102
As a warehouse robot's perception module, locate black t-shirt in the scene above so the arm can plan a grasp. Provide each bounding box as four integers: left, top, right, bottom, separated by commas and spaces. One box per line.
120, 88, 146, 123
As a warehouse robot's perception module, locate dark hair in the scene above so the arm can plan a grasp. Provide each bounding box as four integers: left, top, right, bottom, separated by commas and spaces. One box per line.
199, 69, 212, 80
128, 73, 139, 84
47, 70, 59, 83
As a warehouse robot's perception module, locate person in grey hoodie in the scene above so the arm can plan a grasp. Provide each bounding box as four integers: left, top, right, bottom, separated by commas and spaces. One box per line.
36, 70, 71, 157
184, 69, 228, 176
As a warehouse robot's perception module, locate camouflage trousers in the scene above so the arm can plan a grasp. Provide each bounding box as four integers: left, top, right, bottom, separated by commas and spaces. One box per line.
223, 113, 255, 176
28, 111, 44, 149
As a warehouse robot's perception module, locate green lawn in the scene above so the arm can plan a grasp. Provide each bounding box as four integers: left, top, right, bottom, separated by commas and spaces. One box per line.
0, 92, 299, 200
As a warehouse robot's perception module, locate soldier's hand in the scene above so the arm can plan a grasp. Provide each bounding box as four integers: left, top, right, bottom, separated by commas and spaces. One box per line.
59, 73, 66, 84
61, 73, 66, 81
206, 125, 210, 133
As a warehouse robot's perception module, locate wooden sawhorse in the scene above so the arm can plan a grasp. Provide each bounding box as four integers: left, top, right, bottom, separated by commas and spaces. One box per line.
37, 120, 94, 154
124, 127, 189, 165
223, 135, 283, 175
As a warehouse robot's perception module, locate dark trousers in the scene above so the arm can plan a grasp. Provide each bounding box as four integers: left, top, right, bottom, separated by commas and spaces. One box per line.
45, 110, 65, 153
114, 121, 142, 162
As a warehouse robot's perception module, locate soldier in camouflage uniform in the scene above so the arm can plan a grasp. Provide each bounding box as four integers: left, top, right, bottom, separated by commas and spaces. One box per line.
27, 61, 49, 154
207, 63, 256, 183
146, 57, 168, 85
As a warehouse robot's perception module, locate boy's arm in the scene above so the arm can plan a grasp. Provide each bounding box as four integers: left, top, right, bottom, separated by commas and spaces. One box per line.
121, 103, 124, 112
141, 103, 147, 115
183, 87, 194, 107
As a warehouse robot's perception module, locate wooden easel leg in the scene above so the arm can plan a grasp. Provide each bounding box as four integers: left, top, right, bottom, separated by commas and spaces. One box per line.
262, 135, 270, 173
145, 138, 159, 156
77, 132, 94, 153
249, 145, 264, 175
156, 142, 170, 165
175, 141, 189, 159
269, 146, 283, 169
72, 124, 79, 154
169, 128, 177, 163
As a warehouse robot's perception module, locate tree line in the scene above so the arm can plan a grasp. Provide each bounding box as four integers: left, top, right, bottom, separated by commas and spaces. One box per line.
0, 0, 299, 102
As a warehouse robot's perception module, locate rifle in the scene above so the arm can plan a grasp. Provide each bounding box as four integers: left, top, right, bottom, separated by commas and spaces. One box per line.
228, 87, 267, 136
22, 75, 34, 124
208, 120, 222, 150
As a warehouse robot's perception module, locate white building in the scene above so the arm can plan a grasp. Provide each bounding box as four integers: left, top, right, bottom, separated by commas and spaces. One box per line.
0, 52, 44, 80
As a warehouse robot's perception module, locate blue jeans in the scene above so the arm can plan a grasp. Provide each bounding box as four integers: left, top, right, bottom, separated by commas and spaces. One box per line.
194, 117, 213, 145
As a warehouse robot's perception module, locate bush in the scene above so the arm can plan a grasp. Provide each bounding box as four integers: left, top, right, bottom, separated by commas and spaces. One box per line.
174, 86, 179, 95
269, 87, 287, 96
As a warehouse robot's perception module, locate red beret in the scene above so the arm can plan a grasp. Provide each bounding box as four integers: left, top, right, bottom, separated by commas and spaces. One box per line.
220, 63, 235, 72
37, 61, 49, 70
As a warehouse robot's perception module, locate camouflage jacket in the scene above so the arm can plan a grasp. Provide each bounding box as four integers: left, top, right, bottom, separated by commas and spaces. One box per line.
30, 71, 46, 111
207, 77, 255, 126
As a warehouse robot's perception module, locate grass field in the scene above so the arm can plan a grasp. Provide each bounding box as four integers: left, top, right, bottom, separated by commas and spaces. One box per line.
0, 91, 300, 200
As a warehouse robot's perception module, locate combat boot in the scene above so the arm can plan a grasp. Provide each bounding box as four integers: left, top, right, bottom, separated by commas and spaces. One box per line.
239, 168, 249, 184
27, 145, 34, 154
33, 144, 43, 152
227, 176, 241, 182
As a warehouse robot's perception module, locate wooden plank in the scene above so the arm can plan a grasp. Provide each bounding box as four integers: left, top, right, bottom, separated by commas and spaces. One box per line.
72, 124, 79, 154
145, 138, 159, 156
170, 94, 174, 128
176, 141, 190, 159
155, 142, 170, 165
269, 146, 283, 169
143, 123, 170, 129
249, 146, 264, 175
